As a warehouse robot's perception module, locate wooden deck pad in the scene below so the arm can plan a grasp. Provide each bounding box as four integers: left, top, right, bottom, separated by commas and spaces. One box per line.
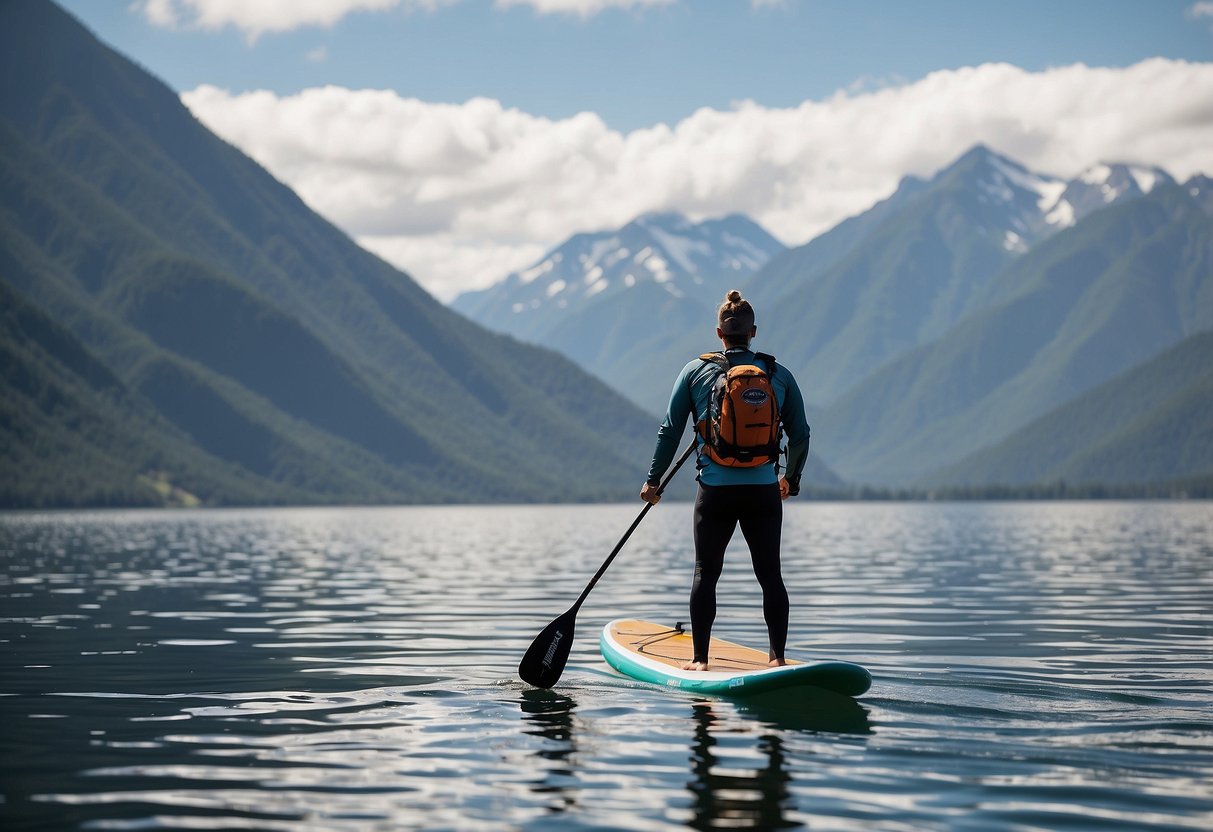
607, 619, 800, 672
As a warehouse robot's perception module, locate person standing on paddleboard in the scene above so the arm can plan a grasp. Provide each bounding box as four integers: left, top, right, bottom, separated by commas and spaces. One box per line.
640, 289, 810, 672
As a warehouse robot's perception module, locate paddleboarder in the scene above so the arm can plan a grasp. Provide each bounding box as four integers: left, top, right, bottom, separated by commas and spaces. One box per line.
640, 290, 810, 671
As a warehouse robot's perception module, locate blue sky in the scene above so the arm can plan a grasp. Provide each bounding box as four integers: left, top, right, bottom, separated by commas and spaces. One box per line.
61, 0, 1212, 131
56, 1, 1213, 299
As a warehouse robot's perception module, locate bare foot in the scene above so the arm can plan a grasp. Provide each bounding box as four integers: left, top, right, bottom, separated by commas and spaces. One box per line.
768, 655, 787, 668
682, 660, 711, 671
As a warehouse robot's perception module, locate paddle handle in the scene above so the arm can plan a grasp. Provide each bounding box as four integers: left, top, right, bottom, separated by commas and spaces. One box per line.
569, 437, 698, 613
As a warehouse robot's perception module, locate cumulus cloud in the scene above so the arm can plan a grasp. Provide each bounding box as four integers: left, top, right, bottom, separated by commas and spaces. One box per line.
136, 0, 180, 28
494, 0, 674, 16
132, 0, 673, 37
130, 0, 441, 41
182, 59, 1213, 300
359, 234, 547, 297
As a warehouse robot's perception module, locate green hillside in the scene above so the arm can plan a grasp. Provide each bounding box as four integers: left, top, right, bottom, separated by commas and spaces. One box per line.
818, 185, 1213, 486
922, 330, 1213, 488
0, 280, 311, 506
0, 0, 660, 507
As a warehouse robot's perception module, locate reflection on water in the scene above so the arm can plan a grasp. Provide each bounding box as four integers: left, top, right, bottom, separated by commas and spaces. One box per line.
514, 686, 871, 829
732, 687, 872, 735
687, 701, 796, 830
1, 502, 1211, 830
520, 689, 580, 814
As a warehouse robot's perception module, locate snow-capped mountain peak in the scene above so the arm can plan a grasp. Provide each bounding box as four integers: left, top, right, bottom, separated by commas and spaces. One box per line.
986, 153, 1067, 214
1079, 162, 1167, 195
938, 146, 1070, 248
1049, 162, 1176, 228
451, 211, 786, 340
937, 147, 1178, 245
860, 145, 1179, 266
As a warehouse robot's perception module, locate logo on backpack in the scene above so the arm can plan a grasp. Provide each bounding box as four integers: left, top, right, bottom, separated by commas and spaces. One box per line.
696, 352, 782, 468
741, 388, 769, 407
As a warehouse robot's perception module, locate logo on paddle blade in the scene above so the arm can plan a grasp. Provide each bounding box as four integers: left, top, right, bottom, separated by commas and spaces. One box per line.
542, 630, 564, 668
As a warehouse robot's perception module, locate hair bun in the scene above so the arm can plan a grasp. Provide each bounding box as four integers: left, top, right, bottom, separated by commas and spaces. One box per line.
726, 290, 743, 303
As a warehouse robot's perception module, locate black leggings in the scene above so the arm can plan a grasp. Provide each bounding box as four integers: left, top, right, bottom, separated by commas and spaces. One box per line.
690, 482, 788, 664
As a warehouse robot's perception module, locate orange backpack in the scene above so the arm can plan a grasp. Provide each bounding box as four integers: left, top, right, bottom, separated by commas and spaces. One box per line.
696, 352, 782, 468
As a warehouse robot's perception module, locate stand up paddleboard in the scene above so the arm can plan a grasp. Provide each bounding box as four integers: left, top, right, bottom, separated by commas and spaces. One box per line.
600, 619, 871, 697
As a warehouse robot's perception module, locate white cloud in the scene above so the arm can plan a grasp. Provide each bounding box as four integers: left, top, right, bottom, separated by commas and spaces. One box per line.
1189, 1, 1213, 30
131, 0, 440, 41
305, 45, 328, 63
131, 0, 673, 37
358, 234, 547, 299
494, 0, 675, 16
134, 0, 180, 28
182, 59, 1213, 301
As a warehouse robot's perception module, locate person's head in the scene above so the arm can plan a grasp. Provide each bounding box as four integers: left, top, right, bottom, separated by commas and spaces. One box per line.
717, 289, 756, 347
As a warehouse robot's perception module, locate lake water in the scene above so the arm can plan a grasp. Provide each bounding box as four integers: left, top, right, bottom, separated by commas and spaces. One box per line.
1, 502, 1211, 831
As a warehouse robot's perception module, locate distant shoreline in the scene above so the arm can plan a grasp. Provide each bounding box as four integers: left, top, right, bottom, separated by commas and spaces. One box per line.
3, 480, 1212, 512
802, 479, 1213, 501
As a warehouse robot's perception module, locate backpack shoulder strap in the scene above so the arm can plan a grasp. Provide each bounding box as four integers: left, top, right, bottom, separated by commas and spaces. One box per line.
754, 352, 777, 376
699, 352, 729, 373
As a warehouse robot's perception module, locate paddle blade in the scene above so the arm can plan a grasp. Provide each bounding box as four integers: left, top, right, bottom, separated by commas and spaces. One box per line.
518, 611, 576, 689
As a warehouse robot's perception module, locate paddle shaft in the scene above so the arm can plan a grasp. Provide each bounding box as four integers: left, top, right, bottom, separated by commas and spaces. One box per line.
517, 437, 698, 687
567, 437, 698, 615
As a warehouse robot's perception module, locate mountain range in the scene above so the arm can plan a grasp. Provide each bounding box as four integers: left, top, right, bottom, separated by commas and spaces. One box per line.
456, 146, 1212, 492
753, 147, 1178, 405
0, 0, 679, 507
819, 181, 1213, 485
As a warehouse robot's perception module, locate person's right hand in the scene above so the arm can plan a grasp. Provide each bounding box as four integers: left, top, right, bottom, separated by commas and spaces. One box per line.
640, 482, 661, 505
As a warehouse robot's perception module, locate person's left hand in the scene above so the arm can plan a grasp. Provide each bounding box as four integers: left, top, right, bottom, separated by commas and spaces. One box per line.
778, 477, 790, 500
640, 482, 661, 504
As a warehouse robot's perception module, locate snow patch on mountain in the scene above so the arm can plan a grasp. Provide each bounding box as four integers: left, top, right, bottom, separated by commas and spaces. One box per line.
1003, 230, 1028, 252
720, 233, 769, 269
1080, 164, 1113, 186
1130, 168, 1159, 193
1045, 199, 1076, 227
644, 252, 673, 283
988, 154, 1069, 218
648, 225, 714, 274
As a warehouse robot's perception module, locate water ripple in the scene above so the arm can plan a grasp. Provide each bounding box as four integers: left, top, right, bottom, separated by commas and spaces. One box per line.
2, 502, 1211, 830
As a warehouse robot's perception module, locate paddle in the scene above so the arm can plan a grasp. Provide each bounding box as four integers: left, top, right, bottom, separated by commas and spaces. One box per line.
518, 438, 698, 689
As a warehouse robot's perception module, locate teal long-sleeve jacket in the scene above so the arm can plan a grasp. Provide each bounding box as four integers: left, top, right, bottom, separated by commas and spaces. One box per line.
645, 347, 811, 495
